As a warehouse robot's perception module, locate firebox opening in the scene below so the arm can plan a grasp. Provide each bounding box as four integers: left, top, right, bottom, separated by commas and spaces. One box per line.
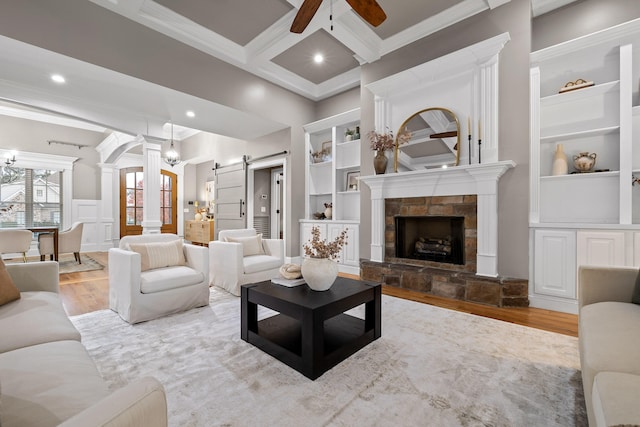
395, 216, 464, 265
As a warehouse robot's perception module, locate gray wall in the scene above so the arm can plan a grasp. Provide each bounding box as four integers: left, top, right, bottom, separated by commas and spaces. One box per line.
532, 0, 640, 51
360, 0, 532, 279
0, 115, 104, 200
253, 169, 271, 218
315, 87, 360, 119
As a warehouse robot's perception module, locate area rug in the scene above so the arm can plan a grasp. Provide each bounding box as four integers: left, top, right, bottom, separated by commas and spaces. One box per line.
5, 254, 104, 274
70, 288, 586, 426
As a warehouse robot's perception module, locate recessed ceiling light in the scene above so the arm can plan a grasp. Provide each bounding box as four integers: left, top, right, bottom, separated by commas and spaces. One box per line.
51, 74, 66, 84
313, 53, 324, 64
186, 110, 195, 118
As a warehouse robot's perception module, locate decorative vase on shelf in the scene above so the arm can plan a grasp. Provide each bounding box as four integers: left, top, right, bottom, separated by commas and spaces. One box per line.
194, 212, 203, 221
551, 144, 568, 176
573, 152, 597, 172
323, 202, 332, 219
373, 150, 388, 174
301, 257, 339, 291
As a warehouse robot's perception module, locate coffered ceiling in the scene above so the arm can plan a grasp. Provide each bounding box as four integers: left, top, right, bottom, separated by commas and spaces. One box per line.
0, 0, 578, 142
91, 0, 574, 102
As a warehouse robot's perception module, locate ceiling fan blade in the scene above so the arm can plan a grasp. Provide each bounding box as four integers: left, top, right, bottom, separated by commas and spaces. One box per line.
345, 0, 387, 27
290, 0, 324, 33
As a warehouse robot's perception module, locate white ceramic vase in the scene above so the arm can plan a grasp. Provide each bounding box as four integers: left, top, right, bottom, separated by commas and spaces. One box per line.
552, 144, 568, 175
301, 257, 338, 291
324, 206, 332, 219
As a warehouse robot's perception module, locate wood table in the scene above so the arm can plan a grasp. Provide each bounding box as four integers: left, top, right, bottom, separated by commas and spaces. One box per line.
241, 277, 381, 380
26, 227, 59, 261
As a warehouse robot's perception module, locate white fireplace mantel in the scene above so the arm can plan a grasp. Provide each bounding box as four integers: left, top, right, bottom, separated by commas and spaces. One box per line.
360, 160, 515, 277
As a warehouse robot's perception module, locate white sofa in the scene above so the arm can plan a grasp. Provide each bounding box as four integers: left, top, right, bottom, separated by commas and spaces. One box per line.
209, 228, 284, 296
0, 261, 167, 427
578, 266, 640, 427
109, 234, 210, 324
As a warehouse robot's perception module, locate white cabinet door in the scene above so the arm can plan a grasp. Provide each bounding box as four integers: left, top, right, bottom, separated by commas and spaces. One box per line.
576, 231, 626, 268
534, 229, 577, 299
342, 225, 359, 266
327, 223, 359, 266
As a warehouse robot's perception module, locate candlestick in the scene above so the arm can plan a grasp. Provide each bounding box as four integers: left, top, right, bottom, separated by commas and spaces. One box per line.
468, 117, 472, 165
478, 138, 482, 164
478, 118, 482, 140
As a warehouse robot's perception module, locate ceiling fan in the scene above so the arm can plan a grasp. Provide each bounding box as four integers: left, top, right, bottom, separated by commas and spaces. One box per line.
290, 0, 387, 33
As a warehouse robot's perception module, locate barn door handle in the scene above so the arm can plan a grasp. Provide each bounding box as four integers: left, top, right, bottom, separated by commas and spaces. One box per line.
240, 199, 245, 217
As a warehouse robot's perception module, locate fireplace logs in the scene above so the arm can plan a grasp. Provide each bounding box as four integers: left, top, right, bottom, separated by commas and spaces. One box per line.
414, 236, 452, 258
395, 216, 464, 265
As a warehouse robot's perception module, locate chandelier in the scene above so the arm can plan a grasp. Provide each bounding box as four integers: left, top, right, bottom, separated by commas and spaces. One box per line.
163, 123, 181, 167
1, 153, 19, 184
4, 153, 15, 167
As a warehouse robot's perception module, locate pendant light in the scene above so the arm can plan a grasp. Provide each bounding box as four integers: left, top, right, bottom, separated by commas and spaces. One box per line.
164, 122, 181, 167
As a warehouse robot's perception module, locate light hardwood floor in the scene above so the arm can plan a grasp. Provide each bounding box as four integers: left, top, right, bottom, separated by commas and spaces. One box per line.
60, 252, 578, 337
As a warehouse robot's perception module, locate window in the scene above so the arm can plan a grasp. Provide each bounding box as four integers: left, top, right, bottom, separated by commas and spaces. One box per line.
0, 167, 62, 228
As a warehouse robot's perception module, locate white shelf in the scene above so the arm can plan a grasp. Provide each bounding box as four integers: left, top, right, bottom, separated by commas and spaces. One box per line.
337, 138, 361, 146
540, 170, 619, 180
304, 108, 361, 223
336, 164, 360, 171
529, 29, 639, 314
310, 161, 332, 168
540, 126, 620, 143
540, 80, 619, 106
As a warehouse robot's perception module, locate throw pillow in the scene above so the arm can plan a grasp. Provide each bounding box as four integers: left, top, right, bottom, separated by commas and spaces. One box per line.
632, 269, 640, 305
129, 240, 186, 271
226, 234, 265, 257
0, 258, 21, 306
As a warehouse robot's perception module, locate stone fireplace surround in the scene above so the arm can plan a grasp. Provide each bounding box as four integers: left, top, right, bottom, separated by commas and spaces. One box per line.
360, 162, 529, 307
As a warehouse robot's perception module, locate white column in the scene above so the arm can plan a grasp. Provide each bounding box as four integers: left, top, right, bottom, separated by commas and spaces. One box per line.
142, 139, 162, 234
468, 165, 509, 277
619, 44, 632, 224
477, 53, 500, 164
374, 95, 389, 132
529, 67, 541, 224
370, 196, 385, 262
62, 166, 74, 230
98, 163, 117, 248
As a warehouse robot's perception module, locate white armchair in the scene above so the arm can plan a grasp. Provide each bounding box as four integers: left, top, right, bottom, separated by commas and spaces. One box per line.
39, 222, 83, 263
0, 229, 32, 262
209, 228, 284, 296
109, 234, 210, 324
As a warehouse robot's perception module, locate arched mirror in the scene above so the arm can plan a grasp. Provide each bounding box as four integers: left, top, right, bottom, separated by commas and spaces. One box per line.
394, 107, 460, 171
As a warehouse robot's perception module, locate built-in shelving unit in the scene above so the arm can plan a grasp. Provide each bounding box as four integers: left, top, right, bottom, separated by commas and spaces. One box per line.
301, 108, 361, 275
529, 18, 640, 314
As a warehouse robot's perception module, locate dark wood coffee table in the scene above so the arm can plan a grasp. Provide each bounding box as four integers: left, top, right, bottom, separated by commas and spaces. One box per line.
241, 277, 381, 380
